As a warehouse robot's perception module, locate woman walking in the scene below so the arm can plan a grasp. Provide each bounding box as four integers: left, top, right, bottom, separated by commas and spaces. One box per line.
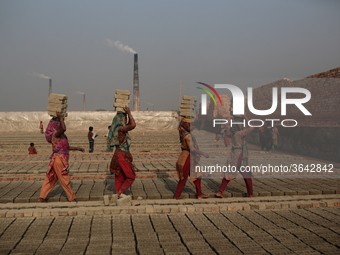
109, 107, 136, 198
272, 125, 280, 150
174, 117, 210, 199
38, 112, 84, 202
215, 115, 254, 198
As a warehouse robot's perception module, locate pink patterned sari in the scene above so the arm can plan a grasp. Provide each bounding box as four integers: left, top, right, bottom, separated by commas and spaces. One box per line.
45, 119, 70, 181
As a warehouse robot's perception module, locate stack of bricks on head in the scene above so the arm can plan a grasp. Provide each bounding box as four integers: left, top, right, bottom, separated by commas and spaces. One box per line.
47, 93, 68, 118
180, 96, 197, 119
114, 90, 130, 113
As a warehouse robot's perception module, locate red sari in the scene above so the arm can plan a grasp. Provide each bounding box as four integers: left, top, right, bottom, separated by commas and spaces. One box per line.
28, 146, 37, 154
174, 119, 203, 199
109, 113, 136, 194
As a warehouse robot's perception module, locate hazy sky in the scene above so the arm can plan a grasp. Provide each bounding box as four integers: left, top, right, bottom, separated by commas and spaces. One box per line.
0, 0, 339, 111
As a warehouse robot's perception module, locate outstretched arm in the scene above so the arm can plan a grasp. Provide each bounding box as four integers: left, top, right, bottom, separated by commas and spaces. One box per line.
69, 146, 84, 152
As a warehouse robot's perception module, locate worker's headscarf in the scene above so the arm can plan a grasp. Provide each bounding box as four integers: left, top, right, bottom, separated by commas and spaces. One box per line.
178, 117, 193, 143
178, 117, 201, 164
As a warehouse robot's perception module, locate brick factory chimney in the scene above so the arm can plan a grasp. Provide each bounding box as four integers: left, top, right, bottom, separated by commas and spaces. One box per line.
49, 79, 52, 96
83, 93, 86, 111
133, 54, 140, 111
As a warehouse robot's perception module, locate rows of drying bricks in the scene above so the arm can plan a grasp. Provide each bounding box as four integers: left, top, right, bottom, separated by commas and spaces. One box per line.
1, 164, 338, 179
0, 208, 339, 255
0, 131, 181, 153
2, 147, 338, 177
0, 178, 339, 203
0, 161, 178, 175
0, 195, 339, 218
0, 151, 338, 176
0, 143, 181, 154
0, 153, 179, 160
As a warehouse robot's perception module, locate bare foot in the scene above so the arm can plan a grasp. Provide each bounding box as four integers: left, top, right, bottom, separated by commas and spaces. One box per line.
214, 192, 225, 198
197, 194, 210, 199
38, 197, 47, 203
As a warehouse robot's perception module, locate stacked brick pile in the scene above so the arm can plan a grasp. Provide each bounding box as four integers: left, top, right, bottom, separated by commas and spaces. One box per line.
113, 90, 130, 112
47, 93, 68, 117
179, 96, 197, 118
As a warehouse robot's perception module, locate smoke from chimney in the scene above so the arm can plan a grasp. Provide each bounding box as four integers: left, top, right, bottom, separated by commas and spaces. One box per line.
103, 39, 139, 110
103, 39, 136, 54
29, 72, 51, 96
30, 72, 50, 80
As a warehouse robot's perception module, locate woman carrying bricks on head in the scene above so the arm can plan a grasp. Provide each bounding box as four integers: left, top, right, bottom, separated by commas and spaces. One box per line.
215, 114, 254, 198
38, 112, 84, 202
108, 107, 136, 198
174, 117, 210, 199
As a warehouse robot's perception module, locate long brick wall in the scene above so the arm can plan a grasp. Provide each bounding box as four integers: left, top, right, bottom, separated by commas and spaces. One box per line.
306, 67, 340, 78
197, 68, 340, 127
247, 76, 340, 126
248, 67, 340, 162
197, 67, 340, 162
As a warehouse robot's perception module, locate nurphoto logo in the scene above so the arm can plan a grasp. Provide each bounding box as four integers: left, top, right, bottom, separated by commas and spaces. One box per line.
198, 83, 312, 127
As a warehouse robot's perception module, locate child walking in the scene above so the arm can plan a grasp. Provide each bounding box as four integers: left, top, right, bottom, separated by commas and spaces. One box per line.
88, 126, 98, 153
